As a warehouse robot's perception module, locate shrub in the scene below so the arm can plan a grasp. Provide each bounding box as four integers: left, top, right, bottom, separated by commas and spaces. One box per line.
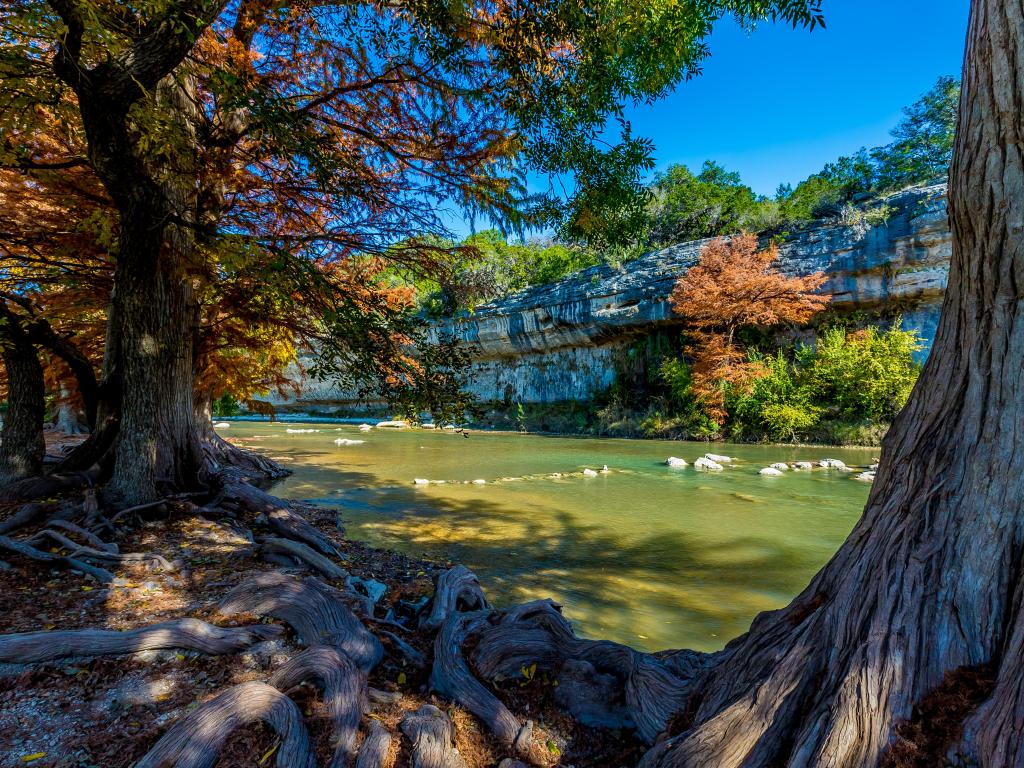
799, 323, 923, 422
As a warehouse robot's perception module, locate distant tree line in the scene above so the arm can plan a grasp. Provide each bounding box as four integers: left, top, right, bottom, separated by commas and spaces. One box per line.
419, 75, 959, 315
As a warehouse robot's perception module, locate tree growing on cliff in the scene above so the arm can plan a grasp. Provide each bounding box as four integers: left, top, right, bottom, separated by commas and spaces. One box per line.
669, 233, 829, 418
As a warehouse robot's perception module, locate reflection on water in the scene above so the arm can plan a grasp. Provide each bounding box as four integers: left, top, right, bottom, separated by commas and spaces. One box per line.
224, 422, 874, 652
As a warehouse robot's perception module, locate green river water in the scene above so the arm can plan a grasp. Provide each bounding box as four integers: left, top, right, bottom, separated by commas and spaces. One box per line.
221, 421, 875, 654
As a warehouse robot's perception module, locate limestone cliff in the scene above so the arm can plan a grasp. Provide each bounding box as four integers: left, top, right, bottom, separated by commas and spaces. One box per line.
273, 183, 949, 409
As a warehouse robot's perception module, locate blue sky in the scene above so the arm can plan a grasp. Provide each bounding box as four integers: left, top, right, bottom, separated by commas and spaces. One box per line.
627, 1, 970, 196
451, 0, 969, 237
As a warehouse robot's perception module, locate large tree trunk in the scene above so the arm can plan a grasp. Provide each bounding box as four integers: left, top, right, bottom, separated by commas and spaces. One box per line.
105, 75, 204, 504
0, 313, 45, 484
641, 3, 1024, 766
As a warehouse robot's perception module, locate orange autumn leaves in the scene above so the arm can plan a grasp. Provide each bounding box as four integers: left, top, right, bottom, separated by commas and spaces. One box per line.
670, 234, 830, 419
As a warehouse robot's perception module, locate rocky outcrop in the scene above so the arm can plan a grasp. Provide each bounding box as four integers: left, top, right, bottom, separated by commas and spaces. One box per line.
271, 184, 950, 408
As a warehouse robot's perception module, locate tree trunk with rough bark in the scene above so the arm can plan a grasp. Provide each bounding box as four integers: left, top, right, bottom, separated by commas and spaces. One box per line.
0, 312, 45, 484
640, 3, 1024, 766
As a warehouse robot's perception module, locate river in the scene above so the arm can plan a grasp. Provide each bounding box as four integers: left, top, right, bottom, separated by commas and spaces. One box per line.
221, 421, 874, 653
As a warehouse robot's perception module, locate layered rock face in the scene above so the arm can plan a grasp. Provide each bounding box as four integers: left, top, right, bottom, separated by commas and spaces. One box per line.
431, 183, 949, 404
273, 184, 949, 409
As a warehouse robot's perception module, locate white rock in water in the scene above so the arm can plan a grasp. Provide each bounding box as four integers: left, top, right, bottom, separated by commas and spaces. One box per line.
759, 467, 784, 476
413, 478, 430, 485
869, 463, 879, 471
376, 420, 409, 428
442, 424, 457, 430
704, 453, 733, 463
694, 457, 724, 471
769, 463, 789, 471
819, 458, 848, 469
665, 457, 688, 467
855, 471, 877, 482
600, 465, 610, 474
359, 424, 374, 431
421, 423, 436, 429
583, 468, 598, 477
334, 438, 365, 446
213, 421, 231, 428
472, 479, 486, 485
793, 461, 814, 470
285, 428, 319, 434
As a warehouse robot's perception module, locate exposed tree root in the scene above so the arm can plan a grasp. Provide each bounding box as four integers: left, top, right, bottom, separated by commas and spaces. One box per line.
219, 479, 340, 558
431, 610, 531, 753
0, 469, 99, 503
217, 571, 383, 672
0, 501, 56, 535
0, 617, 283, 663
421, 564, 491, 630
259, 536, 349, 580
400, 704, 469, 768
47, 518, 118, 552
26, 528, 175, 571
475, 598, 701, 743
355, 720, 393, 768
0, 533, 114, 582
135, 681, 316, 768
269, 646, 367, 768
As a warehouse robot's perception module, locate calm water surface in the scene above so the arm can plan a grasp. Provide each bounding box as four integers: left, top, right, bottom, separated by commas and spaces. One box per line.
222, 422, 874, 653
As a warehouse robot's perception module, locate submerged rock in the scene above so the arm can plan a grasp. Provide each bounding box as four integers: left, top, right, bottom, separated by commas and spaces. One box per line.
333, 438, 365, 446
358, 424, 374, 431
759, 467, 785, 476
213, 421, 230, 429
376, 420, 409, 428
582, 468, 598, 477
413, 478, 429, 485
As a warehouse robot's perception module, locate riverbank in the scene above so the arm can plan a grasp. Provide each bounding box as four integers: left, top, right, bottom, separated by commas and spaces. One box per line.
223, 405, 887, 448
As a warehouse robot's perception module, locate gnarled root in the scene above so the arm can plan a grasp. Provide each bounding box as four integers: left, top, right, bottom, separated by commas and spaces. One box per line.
0, 533, 114, 582
400, 704, 469, 768
135, 681, 316, 768
0, 618, 283, 663
355, 720, 393, 768
259, 536, 349, 581
269, 646, 367, 768
219, 479, 340, 558
471, 598, 706, 744
430, 611, 530, 753
25, 528, 175, 571
421, 565, 491, 630
218, 571, 383, 671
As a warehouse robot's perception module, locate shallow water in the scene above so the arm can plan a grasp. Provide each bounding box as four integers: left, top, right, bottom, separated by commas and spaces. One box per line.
222, 422, 874, 653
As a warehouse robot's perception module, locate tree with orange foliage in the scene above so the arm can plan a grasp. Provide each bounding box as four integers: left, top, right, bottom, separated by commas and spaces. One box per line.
669, 233, 830, 418
1, 0, 827, 503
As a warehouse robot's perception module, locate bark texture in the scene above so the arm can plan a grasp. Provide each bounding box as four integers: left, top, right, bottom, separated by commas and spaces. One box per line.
217, 571, 383, 672
135, 681, 317, 768
0, 618, 282, 663
639, 3, 1024, 765
0, 308, 45, 484
269, 646, 367, 768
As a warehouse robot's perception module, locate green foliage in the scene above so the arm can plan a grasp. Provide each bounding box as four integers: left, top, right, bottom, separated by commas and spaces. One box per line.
395, 230, 601, 316
647, 161, 760, 244
212, 394, 240, 418
655, 322, 923, 442
873, 75, 960, 191
631, 76, 960, 246
798, 324, 924, 422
